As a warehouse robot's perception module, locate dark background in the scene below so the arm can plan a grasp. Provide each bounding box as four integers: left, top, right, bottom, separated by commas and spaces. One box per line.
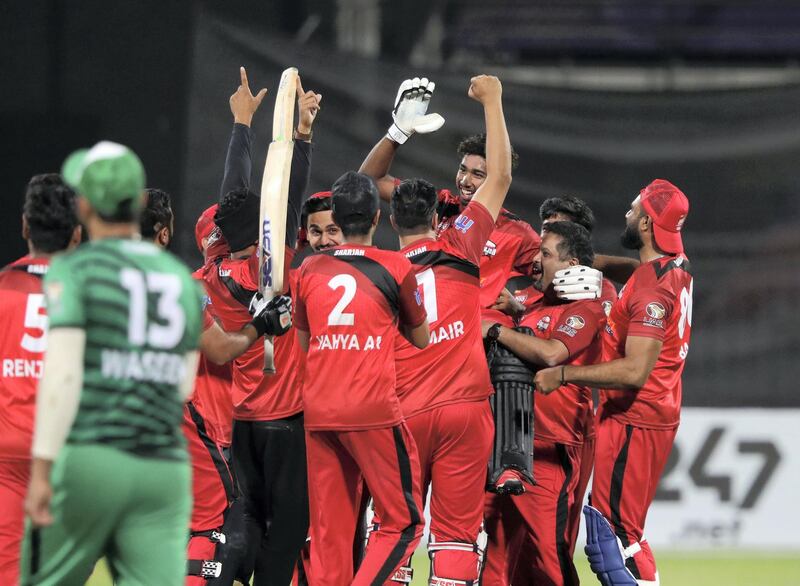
3, 0, 800, 406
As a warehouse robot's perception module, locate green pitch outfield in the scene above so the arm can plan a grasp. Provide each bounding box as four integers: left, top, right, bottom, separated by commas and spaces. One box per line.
86, 550, 800, 585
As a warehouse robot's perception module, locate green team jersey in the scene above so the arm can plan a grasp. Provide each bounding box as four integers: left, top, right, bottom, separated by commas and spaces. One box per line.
44, 238, 204, 461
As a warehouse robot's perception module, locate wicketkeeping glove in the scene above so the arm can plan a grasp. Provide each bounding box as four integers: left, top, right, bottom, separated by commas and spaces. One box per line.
249, 293, 293, 337
553, 266, 603, 301
386, 77, 445, 145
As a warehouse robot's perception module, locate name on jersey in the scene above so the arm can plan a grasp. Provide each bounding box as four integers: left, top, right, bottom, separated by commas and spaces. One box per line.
404, 245, 428, 258
429, 320, 465, 345
334, 249, 365, 257
27, 264, 48, 275
101, 349, 187, 384
314, 334, 382, 351
2, 359, 43, 379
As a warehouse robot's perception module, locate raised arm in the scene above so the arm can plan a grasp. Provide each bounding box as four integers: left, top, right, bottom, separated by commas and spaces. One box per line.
468, 75, 512, 222
220, 66, 268, 199
285, 77, 321, 246
359, 137, 401, 203
359, 77, 444, 203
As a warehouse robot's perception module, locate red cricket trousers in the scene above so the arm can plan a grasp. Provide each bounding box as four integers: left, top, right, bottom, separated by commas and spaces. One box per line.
483, 439, 582, 586
407, 400, 494, 544
591, 416, 677, 583
0, 458, 28, 586
568, 431, 595, 556
306, 424, 424, 586
183, 403, 235, 586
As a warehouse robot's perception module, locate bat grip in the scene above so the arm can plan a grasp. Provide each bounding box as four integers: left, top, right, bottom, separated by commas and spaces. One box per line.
263, 335, 276, 374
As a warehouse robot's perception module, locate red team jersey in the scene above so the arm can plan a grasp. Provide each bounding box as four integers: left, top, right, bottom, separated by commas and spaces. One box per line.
190, 269, 234, 446
519, 298, 606, 445
396, 201, 495, 417
0, 256, 50, 460
199, 249, 305, 422
294, 245, 427, 431
598, 255, 693, 430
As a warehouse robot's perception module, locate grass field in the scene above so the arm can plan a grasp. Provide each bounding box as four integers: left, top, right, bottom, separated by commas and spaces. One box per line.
87, 550, 800, 585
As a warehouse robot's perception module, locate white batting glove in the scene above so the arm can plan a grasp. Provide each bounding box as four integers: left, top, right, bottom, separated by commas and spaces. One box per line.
386, 77, 445, 145
553, 266, 603, 301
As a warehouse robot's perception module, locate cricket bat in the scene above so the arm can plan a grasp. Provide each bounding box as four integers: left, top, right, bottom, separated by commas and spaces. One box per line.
259, 66, 298, 373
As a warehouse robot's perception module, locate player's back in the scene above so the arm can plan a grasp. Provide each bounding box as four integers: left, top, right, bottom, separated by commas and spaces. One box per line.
0, 257, 50, 460
599, 254, 693, 429
396, 201, 495, 416
295, 244, 426, 431
45, 238, 204, 460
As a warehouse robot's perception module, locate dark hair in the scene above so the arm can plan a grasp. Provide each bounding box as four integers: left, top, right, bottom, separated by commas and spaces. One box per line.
331, 172, 379, 237
23, 174, 79, 253
542, 221, 594, 267
391, 179, 438, 231
95, 198, 139, 223
457, 133, 519, 171
539, 196, 595, 233
140, 188, 173, 239
302, 195, 333, 218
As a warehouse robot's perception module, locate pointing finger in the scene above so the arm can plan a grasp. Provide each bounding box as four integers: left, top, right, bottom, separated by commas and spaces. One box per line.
296, 76, 305, 97
240, 66, 249, 90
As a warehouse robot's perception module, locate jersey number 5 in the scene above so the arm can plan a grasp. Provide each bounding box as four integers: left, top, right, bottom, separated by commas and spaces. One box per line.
120, 269, 185, 348
21, 294, 47, 353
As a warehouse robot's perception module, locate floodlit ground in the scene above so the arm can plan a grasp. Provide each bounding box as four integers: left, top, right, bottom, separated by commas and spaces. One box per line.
86, 550, 800, 585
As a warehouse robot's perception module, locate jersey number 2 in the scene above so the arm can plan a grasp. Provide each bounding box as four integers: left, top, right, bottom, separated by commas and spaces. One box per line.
327, 274, 356, 326
120, 269, 185, 348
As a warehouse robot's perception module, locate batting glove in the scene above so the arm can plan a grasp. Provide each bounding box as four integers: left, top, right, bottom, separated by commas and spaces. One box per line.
249, 293, 293, 337
386, 77, 445, 144
553, 266, 603, 301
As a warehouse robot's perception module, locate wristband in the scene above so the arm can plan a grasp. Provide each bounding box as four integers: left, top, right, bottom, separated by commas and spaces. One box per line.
294, 128, 313, 141
386, 124, 410, 145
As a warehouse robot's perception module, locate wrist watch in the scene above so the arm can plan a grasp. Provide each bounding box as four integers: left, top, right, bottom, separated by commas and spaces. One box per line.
486, 323, 502, 343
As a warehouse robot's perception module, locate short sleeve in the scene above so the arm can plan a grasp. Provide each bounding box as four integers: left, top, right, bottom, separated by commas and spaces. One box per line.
550, 302, 603, 358
512, 222, 541, 276
439, 200, 495, 265
202, 306, 215, 331
397, 266, 427, 328
44, 256, 85, 329
293, 265, 309, 332
626, 286, 675, 341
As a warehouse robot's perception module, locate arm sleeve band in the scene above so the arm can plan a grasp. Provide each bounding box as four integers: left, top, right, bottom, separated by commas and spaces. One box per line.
31, 328, 86, 461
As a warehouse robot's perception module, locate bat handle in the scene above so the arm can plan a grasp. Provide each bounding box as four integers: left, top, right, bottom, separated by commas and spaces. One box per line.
263, 335, 276, 374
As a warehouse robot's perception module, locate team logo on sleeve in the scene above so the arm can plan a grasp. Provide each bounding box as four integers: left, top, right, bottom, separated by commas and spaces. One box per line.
602, 300, 613, 316
557, 315, 585, 337
202, 295, 212, 311
483, 240, 497, 257
644, 301, 666, 328
414, 289, 423, 306
565, 316, 585, 329
454, 214, 474, 234
536, 315, 551, 331
646, 302, 666, 319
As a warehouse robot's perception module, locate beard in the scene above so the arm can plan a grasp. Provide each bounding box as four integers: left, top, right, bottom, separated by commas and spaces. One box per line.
620, 223, 644, 250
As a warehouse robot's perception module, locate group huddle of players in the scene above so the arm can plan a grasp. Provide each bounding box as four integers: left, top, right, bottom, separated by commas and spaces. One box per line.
0, 69, 694, 586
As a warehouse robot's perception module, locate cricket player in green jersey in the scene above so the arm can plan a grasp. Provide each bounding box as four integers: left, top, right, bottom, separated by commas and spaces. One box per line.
22, 141, 204, 586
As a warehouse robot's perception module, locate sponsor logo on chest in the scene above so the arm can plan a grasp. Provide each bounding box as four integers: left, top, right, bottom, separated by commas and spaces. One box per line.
483, 239, 497, 257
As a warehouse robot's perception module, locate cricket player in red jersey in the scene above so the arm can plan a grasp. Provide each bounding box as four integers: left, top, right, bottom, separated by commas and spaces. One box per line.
0, 174, 80, 585
499, 195, 618, 554
359, 78, 540, 329
481, 221, 605, 586
199, 68, 322, 585
294, 171, 430, 585
140, 188, 293, 585
365, 74, 510, 586
535, 180, 693, 586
